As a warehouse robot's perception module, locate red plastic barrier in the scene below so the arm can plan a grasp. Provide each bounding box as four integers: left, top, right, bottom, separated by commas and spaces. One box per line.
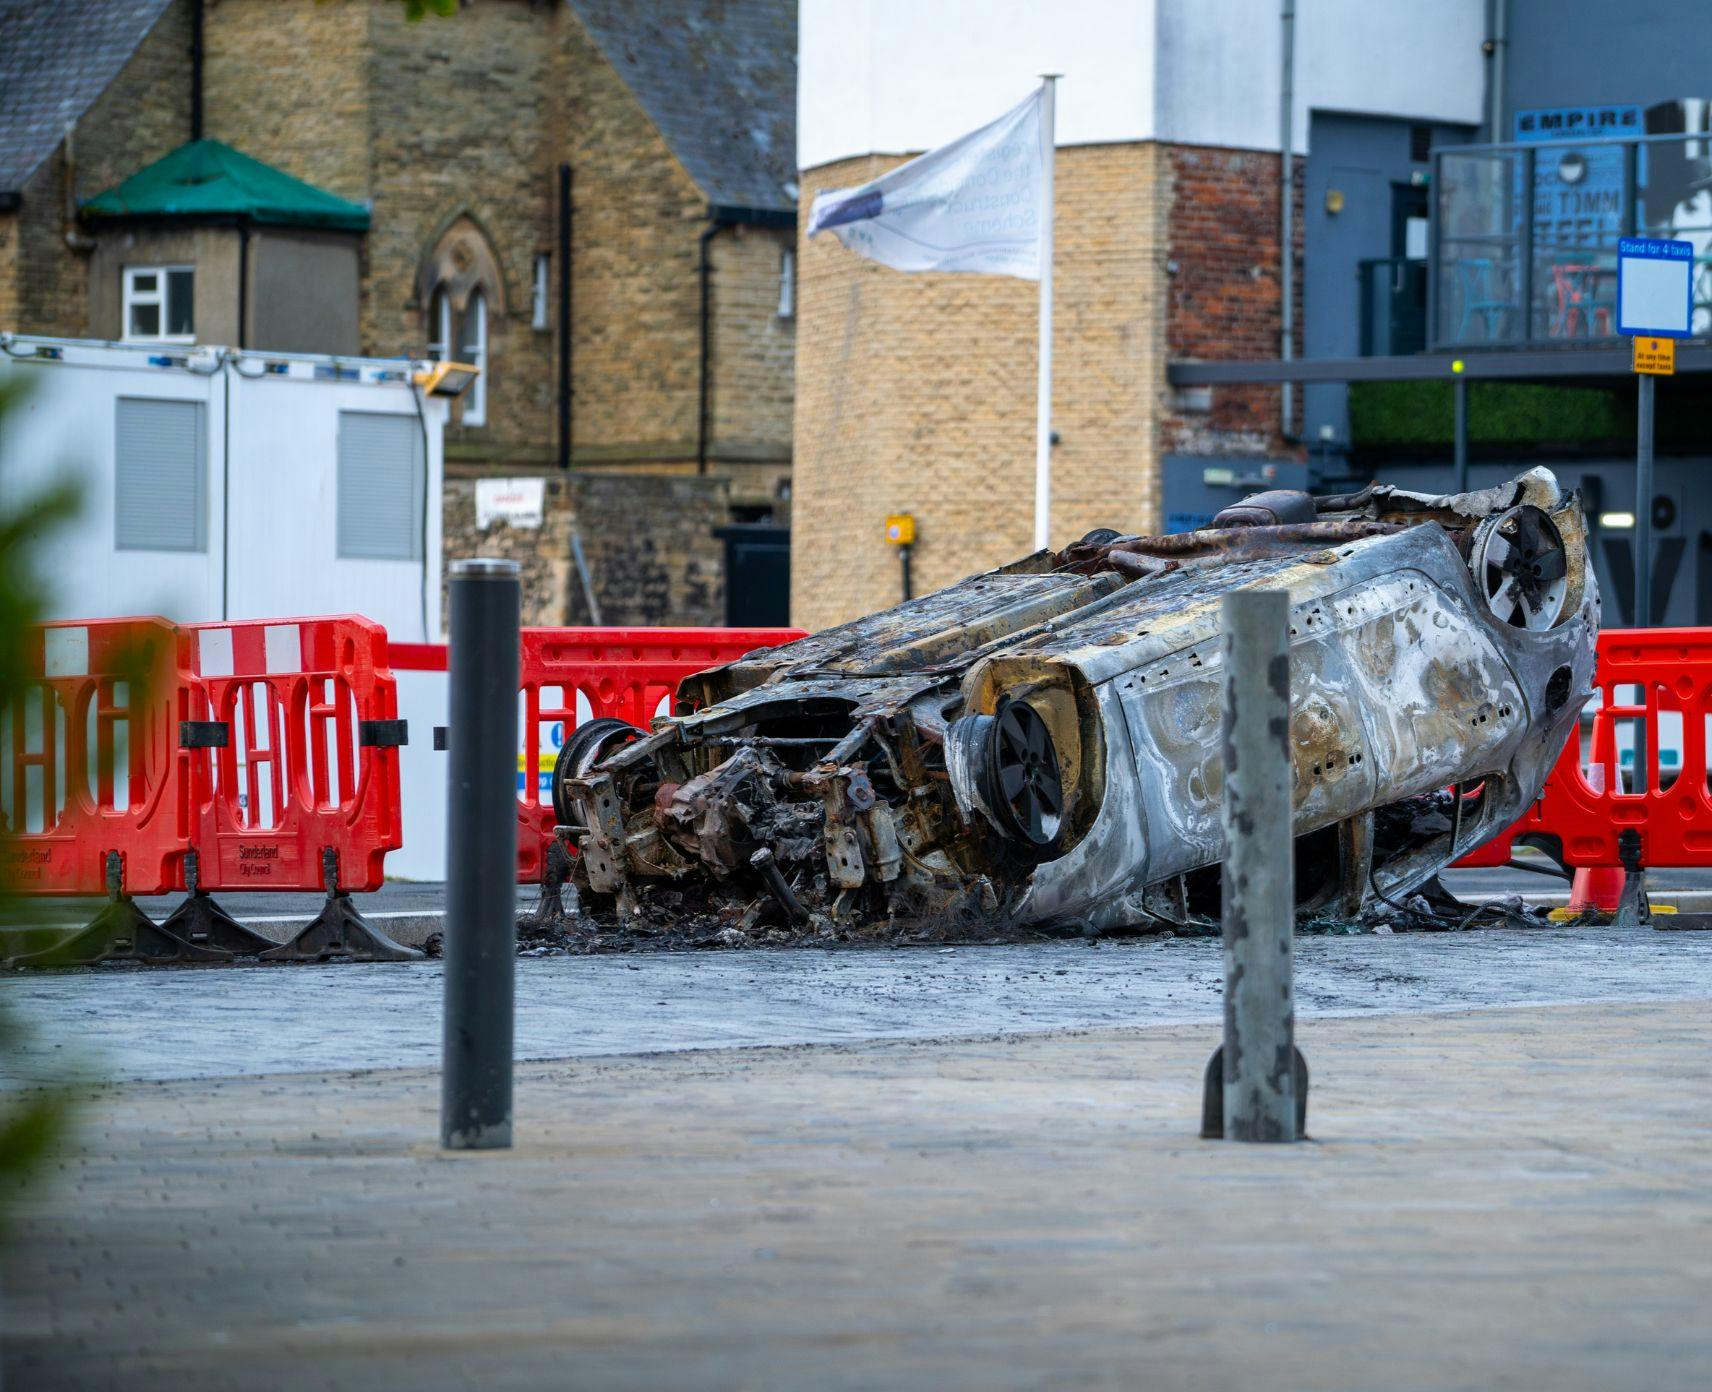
1459, 627, 1712, 870
514, 627, 804, 881
183, 616, 404, 893
1533, 627, 1712, 868
2, 617, 195, 896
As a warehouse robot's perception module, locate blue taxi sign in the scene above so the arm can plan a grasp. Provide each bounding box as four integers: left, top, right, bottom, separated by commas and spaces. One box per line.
1616, 237, 1694, 339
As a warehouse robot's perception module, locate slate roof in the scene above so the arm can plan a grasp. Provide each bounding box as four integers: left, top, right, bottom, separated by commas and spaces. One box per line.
82, 140, 372, 230
568, 0, 797, 212
0, 0, 176, 194
0, 0, 797, 213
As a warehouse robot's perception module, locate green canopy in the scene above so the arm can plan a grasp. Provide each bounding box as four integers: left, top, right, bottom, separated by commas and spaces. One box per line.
82, 139, 370, 232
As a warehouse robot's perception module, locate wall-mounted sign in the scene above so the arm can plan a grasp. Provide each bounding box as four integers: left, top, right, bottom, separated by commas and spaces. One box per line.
1515, 105, 1642, 143
475, 476, 546, 530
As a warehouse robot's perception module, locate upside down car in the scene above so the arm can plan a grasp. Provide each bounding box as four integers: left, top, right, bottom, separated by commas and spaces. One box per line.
557, 467, 1598, 935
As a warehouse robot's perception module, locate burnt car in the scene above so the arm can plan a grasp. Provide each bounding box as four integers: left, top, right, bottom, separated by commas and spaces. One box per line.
558, 467, 1598, 935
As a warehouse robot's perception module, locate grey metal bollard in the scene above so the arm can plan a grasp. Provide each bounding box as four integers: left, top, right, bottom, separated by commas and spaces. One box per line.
441, 557, 521, 1151
1207, 588, 1304, 1143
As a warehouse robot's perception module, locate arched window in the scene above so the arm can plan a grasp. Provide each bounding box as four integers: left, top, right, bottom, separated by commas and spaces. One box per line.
461, 289, 487, 426
417, 214, 506, 429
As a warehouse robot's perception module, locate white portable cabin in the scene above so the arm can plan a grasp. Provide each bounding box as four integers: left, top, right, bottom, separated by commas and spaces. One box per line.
0, 335, 446, 642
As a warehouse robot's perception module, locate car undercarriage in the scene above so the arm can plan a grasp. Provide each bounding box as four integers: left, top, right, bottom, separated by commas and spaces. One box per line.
557, 467, 1599, 939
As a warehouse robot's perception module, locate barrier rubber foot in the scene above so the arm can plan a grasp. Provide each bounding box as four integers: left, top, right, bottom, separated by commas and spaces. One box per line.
1611, 829, 1650, 930
259, 892, 423, 963
5, 897, 230, 969
1612, 871, 1651, 929
159, 891, 278, 957
1200, 1043, 1310, 1140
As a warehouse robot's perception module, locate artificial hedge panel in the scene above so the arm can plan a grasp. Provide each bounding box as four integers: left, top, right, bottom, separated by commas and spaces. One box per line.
1348, 378, 1712, 453
1348, 380, 1627, 449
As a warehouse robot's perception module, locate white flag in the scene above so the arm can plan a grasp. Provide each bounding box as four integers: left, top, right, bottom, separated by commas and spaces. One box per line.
807, 87, 1045, 279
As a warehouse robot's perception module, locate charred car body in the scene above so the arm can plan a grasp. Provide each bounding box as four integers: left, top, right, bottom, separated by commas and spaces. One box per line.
558, 468, 1598, 935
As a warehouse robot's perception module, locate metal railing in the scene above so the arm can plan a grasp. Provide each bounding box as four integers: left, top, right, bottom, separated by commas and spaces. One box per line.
1430, 131, 1712, 351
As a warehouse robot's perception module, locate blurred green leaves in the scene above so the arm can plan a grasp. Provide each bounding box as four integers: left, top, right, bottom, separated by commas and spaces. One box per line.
391, 0, 460, 20
0, 376, 78, 1234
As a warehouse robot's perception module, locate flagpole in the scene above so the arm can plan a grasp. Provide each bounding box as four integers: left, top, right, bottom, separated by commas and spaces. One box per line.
1034, 74, 1058, 552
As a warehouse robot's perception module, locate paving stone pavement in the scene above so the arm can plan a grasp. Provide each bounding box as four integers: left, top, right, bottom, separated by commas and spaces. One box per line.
4, 1000, 1712, 1391
4, 925, 1712, 1086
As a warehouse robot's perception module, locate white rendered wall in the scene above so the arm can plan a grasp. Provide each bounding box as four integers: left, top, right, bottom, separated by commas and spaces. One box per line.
799, 0, 1485, 169
391, 667, 450, 882
799, 0, 1158, 167
1158, 0, 1486, 152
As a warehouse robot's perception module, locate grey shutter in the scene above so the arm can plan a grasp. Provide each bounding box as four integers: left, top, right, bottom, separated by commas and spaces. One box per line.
114, 398, 206, 552
337, 411, 423, 561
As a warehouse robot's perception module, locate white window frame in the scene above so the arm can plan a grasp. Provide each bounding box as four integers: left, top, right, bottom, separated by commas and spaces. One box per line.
427, 288, 452, 361
122, 265, 195, 344
461, 289, 488, 427
778, 247, 795, 318
531, 253, 550, 331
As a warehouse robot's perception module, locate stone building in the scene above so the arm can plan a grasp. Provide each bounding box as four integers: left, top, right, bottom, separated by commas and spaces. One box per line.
792, 0, 1483, 631
0, 0, 797, 626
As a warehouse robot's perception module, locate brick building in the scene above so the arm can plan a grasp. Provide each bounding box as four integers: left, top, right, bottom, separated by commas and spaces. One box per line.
792, 1, 1481, 631
0, 0, 797, 626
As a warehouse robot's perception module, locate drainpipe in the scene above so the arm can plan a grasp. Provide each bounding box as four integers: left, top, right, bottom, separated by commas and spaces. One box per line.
237, 222, 249, 349
557, 163, 572, 470
1278, 0, 1296, 441
1487, 0, 1509, 143
697, 217, 720, 476
191, 0, 205, 141
61, 123, 97, 254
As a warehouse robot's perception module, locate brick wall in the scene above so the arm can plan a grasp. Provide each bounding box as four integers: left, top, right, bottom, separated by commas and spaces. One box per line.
792, 138, 1312, 633
1, 0, 802, 458
791, 143, 1170, 632
562, 473, 728, 626
7, 0, 194, 338
367, 0, 562, 463
702, 221, 794, 509
203, 0, 371, 204
709, 223, 795, 453
443, 470, 728, 628
200, 0, 787, 626
0, 215, 17, 330
1162, 145, 1305, 455
4, 0, 795, 630
561, 10, 708, 467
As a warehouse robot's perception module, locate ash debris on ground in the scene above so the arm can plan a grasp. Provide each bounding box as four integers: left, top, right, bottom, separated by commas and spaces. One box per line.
433, 884, 1077, 958
419, 871, 1560, 961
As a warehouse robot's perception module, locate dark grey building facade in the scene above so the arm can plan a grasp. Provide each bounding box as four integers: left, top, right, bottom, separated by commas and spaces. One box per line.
1289, 0, 1712, 628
